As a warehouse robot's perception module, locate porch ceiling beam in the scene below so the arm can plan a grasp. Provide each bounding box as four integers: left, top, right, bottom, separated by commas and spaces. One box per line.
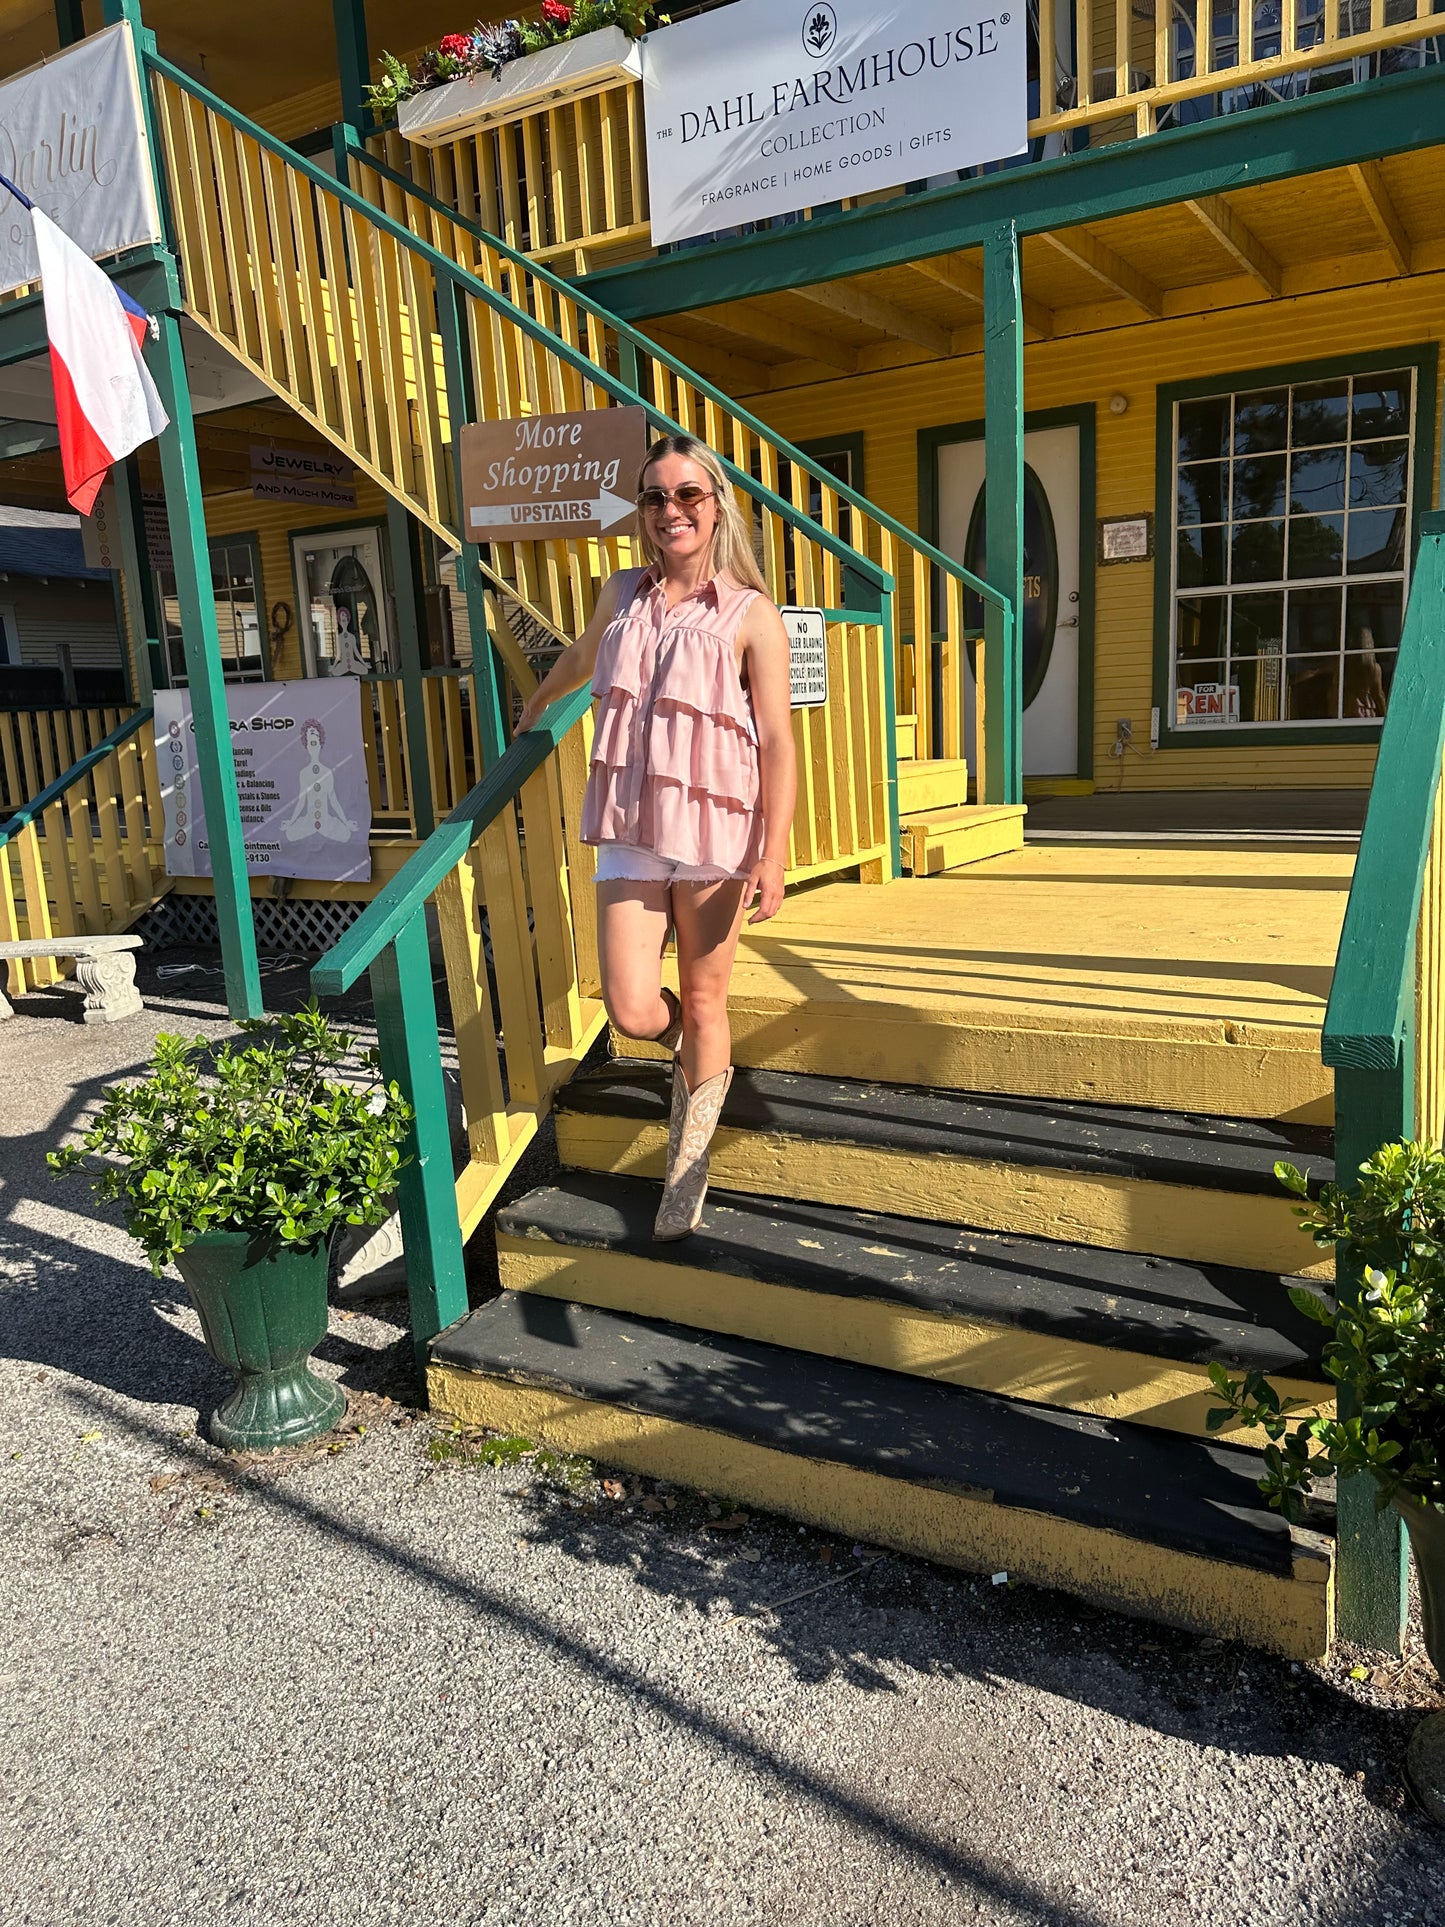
791, 281, 952, 357
1039, 226, 1163, 317
701, 300, 859, 373
648, 329, 773, 395
580, 64, 1445, 320
1349, 160, 1412, 274
908, 256, 1056, 342
1184, 196, 1281, 295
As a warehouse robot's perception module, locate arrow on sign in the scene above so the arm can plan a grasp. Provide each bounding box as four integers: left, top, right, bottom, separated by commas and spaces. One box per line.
470, 487, 636, 534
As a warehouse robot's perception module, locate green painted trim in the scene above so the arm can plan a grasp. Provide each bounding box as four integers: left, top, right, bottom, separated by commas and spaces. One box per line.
311, 684, 593, 997
54, 0, 85, 46
0, 707, 151, 847
918, 403, 1096, 780
0, 250, 180, 369
369, 911, 470, 1373
880, 597, 900, 877
796, 431, 867, 497
331, 0, 371, 135
1324, 527, 1445, 1068
1151, 342, 1437, 753
1332, 1061, 1412, 1654
339, 136, 987, 610
578, 65, 1445, 320
983, 224, 1024, 808
146, 312, 263, 1022
118, 454, 165, 698
386, 501, 437, 839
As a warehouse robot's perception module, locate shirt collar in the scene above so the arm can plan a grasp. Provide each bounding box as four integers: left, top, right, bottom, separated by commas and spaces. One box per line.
641, 564, 727, 608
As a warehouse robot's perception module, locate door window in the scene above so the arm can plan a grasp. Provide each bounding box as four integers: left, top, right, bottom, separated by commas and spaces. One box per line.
292, 528, 393, 677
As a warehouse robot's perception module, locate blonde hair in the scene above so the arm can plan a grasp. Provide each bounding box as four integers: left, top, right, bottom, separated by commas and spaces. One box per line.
635, 434, 768, 595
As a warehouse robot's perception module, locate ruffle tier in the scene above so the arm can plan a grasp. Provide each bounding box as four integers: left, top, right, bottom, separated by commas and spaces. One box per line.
590, 621, 757, 738
581, 767, 764, 874
588, 691, 759, 812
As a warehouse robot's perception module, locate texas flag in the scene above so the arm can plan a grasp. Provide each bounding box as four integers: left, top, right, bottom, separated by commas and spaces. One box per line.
32, 206, 169, 517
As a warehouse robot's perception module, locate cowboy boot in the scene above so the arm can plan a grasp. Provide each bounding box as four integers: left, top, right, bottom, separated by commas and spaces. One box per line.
656, 986, 684, 1054
653, 1061, 734, 1241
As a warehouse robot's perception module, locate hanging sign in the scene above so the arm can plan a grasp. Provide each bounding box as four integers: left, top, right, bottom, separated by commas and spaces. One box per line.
250, 442, 356, 510
155, 680, 372, 883
0, 24, 163, 298
784, 606, 828, 707
641, 0, 1027, 248
460, 407, 649, 542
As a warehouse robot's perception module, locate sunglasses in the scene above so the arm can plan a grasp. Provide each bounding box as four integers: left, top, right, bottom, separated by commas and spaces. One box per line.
636, 483, 716, 514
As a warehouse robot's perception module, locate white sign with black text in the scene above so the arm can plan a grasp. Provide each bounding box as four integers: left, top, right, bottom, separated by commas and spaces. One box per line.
0, 24, 162, 298
155, 680, 372, 883
784, 606, 828, 708
642, 0, 1027, 248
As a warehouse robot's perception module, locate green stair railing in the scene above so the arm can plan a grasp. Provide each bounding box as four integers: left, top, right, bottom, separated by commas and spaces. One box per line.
1322, 515, 1445, 1652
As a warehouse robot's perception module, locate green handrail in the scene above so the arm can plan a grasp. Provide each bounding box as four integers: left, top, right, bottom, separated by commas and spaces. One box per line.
0, 706, 152, 848
345, 137, 1007, 617
142, 52, 888, 598
310, 686, 592, 997
1322, 520, 1445, 1072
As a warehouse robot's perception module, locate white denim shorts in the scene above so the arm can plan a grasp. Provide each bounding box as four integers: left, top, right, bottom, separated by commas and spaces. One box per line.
592, 841, 747, 885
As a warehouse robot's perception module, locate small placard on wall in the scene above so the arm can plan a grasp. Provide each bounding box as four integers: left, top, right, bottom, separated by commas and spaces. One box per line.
1098, 515, 1153, 564
783, 607, 828, 708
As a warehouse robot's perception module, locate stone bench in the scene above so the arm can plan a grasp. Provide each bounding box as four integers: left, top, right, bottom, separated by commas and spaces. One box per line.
0, 935, 144, 1025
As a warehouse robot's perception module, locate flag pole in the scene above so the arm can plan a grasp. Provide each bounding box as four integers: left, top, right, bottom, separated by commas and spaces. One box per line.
0, 171, 35, 210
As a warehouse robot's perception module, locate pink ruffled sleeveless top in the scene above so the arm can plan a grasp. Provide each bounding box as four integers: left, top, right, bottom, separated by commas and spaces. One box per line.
580, 566, 765, 873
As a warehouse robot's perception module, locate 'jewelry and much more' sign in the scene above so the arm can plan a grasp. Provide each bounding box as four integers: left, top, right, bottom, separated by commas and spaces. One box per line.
0, 24, 162, 297
642, 0, 1027, 247
155, 681, 372, 883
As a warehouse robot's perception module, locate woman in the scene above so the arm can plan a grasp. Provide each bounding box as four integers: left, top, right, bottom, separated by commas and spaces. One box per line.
280, 720, 357, 843
516, 433, 797, 1240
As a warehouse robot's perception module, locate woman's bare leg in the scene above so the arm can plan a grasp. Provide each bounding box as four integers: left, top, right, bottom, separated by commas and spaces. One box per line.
671, 878, 750, 1087
596, 879, 674, 1041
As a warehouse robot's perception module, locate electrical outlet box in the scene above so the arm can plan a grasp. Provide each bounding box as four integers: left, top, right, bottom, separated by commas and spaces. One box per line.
1115, 717, 1133, 741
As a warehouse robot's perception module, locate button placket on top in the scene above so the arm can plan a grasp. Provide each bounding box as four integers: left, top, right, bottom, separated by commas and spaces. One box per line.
617, 577, 713, 844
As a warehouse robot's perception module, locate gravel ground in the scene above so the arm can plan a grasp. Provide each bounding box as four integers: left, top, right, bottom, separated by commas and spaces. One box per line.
4, 955, 1445, 1927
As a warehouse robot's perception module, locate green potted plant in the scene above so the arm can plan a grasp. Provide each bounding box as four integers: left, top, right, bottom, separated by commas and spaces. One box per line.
50, 1005, 412, 1453
1209, 1140, 1445, 1820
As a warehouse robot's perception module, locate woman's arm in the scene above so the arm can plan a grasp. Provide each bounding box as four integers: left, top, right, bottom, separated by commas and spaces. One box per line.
513, 572, 627, 735
739, 598, 797, 924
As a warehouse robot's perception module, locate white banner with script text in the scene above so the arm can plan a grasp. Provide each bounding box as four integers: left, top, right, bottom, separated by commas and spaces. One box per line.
642, 0, 1027, 247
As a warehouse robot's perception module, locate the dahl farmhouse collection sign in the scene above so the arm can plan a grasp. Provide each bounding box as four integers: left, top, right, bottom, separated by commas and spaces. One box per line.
0, 24, 162, 298
642, 0, 1027, 247
460, 407, 649, 543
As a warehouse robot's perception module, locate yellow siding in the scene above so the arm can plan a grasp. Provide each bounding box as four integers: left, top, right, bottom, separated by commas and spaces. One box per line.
754, 270, 1445, 790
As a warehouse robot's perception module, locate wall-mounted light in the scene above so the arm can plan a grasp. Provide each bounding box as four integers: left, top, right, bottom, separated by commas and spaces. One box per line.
1109, 393, 1129, 416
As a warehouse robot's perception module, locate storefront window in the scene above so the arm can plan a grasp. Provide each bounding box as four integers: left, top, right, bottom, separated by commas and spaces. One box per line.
159, 537, 265, 685
1170, 368, 1412, 728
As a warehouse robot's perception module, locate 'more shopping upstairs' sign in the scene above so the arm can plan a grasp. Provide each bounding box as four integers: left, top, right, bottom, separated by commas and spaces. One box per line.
642, 0, 1027, 248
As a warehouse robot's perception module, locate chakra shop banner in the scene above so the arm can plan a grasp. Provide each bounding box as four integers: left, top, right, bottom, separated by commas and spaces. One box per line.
641, 0, 1027, 247
155, 680, 372, 883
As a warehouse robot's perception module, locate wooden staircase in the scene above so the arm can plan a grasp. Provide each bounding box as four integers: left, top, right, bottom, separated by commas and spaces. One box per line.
428, 842, 1352, 1660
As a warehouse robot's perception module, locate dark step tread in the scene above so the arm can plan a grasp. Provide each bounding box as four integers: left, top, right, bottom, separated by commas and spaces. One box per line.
557, 1061, 1335, 1196
497, 1173, 1328, 1377
433, 1295, 1332, 1577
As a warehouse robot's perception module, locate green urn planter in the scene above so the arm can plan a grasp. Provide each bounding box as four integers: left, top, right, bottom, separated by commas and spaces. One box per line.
1399, 1500, 1445, 1825
177, 1231, 345, 1452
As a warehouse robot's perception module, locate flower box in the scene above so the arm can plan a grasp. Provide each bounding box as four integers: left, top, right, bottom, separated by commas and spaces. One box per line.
397, 25, 644, 146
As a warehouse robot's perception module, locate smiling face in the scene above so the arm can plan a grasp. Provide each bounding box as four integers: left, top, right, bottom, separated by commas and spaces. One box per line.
639, 451, 719, 576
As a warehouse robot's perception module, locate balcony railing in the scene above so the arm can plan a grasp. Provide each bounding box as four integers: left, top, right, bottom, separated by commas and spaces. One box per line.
370, 0, 1443, 274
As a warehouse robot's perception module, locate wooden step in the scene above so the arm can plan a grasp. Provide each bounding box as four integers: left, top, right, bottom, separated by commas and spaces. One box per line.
429, 1294, 1335, 1659
895, 714, 918, 760
900, 802, 1026, 873
553, 1063, 1335, 1278
495, 1172, 1332, 1442
625, 858, 1343, 1121
896, 757, 972, 816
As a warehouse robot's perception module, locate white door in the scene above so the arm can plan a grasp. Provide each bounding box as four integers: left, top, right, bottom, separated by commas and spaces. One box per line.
937, 425, 1082, 778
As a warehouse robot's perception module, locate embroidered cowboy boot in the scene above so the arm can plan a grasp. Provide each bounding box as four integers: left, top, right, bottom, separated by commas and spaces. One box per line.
653, 1061, 734, 1241
656, 986, 684, 1054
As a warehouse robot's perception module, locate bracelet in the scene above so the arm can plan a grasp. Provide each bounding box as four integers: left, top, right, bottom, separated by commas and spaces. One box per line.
758, 856, 785, 870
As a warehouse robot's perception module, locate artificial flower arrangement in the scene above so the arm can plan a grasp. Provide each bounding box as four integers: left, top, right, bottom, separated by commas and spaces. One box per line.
365, 3, 669, 119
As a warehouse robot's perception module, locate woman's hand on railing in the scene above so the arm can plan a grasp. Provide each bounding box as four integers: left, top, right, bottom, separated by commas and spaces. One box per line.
746, 856, 786, 925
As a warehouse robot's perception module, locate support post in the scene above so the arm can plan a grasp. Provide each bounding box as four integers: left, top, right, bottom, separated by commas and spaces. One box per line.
370, 913, 469, 1375
146, 315, 263, 1020
983, 221, 1025, 807
386, 501, 437, 840
116, 456, 165, 699
332, 0, 372, 138
1333, 1060, 1412, 1653
54, 0, 85, 45
437, 277, 509, 769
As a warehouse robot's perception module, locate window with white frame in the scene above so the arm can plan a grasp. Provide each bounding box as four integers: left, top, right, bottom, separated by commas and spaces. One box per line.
1171, 368, 1413, 729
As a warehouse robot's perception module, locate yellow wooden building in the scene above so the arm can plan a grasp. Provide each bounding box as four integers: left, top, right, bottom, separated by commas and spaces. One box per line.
4, 0, 1445, 1662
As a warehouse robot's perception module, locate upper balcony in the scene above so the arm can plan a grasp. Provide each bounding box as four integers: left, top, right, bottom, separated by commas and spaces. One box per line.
368, 0, 1445, 278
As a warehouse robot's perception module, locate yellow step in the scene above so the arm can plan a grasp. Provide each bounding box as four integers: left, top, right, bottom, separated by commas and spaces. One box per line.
896, 757, 972, 815
900, 802, 1026, 874
895, 714, 918, 760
